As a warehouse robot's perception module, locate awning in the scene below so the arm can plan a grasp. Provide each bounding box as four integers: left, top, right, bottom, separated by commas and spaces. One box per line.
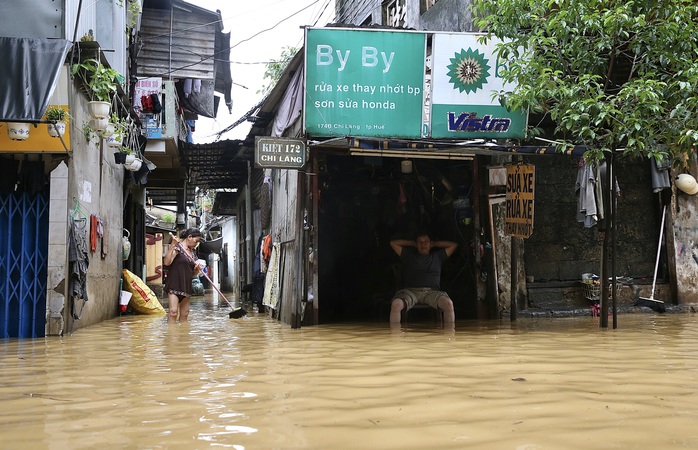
313, 136, 589, 158
0, 37, 71, 122
179, 139, 252, 191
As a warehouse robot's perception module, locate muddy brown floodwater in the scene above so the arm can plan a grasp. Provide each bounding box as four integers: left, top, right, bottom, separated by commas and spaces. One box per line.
1, 297, 698, 449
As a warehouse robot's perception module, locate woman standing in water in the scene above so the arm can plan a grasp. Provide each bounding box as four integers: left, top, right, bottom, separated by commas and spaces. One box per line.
164, 228, 202, 323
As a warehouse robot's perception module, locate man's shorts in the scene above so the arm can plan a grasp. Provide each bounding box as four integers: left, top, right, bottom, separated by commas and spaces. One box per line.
394, 287, 449, 310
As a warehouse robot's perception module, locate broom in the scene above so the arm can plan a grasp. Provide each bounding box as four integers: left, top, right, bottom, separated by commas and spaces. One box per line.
170, 233, 247, 319
635, 205, 667, 313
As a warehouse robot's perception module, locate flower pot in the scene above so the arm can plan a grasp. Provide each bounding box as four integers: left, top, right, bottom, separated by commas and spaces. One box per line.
114, 152, 127, 164
7, 122, 30, 140
101, 123, 115, 138
47, 121, 66, 138
89, 117, 109, 131
125, 158, 142, 172
88, 101, 111, 119
105, 133, 122, 148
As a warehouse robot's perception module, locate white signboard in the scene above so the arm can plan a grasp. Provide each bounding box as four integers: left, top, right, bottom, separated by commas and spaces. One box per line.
430, 33, 527, 139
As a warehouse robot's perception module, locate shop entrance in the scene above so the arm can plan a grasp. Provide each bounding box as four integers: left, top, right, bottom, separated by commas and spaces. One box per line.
317, 152, 478, 323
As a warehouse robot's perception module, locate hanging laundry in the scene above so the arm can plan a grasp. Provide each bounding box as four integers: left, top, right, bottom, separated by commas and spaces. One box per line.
90, 214, 98, 252
183, 78, 192, 98
650, 156, 671, 193
192, 79, 201, 93
253, 235, 265, 277
575, 159, 598, 228
593, 163, 605, 221
68, 218, 90, 319
262, 234, 273, 264
140, 94, 154, 112
150, 93, 162, 114
98, 219, 107, 259
262, 243, 281, 310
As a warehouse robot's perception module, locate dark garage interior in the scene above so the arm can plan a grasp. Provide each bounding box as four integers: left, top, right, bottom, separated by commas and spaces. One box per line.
316, 152, 479, 323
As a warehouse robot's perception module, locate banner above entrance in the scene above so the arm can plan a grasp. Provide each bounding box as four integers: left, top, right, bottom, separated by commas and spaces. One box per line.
304, 28, 527, 141
304, 28, 426, 139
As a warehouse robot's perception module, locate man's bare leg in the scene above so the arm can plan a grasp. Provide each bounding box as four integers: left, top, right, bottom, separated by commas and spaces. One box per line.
437, 295, 455, 324
390, 298, 406, 324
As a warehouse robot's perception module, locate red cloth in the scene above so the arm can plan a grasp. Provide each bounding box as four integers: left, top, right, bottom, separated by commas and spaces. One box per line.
262, 234, 272, 262
89, 215, 98, 252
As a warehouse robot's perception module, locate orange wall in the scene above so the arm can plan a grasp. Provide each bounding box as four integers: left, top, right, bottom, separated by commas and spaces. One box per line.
0, 106, 71, 152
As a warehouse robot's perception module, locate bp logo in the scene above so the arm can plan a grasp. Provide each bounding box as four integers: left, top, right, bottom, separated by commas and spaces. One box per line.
446, 48, 490, 94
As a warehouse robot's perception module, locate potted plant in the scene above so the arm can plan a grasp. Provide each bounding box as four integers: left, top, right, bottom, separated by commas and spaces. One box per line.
124, 154, 143, 172
105, 113, 128, 148
45, 105, 68, 137
114, 145, 130, 164
160, 212, 176, 228
82, 122, 98, 144
5, 122, 30, 140
70, 58, 120, 119
89, 116, 109, 132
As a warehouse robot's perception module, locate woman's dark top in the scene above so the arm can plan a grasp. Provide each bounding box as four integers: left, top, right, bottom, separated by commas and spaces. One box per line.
164, 246, 196, 298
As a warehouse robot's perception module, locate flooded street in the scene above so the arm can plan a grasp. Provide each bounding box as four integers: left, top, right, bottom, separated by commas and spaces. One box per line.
2, 298, 698, 450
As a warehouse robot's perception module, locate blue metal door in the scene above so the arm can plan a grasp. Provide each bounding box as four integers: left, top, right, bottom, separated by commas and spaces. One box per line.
0, 191, 49, 338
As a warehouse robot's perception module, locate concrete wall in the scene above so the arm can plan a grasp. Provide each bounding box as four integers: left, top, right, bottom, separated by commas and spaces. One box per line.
55, 81, 126, 333
670, 155, 698, 304
523, 155, 656, 284
46, 162, 70, 336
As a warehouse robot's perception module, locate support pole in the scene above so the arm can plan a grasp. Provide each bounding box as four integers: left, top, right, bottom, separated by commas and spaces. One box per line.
610, 153, 618, 329
511, 236, 519, 322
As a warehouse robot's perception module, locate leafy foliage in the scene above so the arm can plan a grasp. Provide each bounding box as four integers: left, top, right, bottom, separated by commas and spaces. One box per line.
472, 0, 698, 163
71, 58, 120, 102
258, 47, 298, 95
45, 105, 68, 122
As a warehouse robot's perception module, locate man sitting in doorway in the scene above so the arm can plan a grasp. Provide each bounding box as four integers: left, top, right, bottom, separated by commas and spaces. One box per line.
389, 231, 457, 325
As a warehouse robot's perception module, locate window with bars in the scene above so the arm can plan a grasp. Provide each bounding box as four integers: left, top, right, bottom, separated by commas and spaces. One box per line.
383, 0, 406, 27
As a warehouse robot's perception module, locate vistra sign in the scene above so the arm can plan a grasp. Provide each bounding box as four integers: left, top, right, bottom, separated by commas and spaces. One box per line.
430, 33, 527, 139
304, 28, 527, 140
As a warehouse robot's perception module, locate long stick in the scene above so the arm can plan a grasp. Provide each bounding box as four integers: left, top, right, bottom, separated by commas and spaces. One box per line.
650, 205, 667, 300
169, 233, 237, 312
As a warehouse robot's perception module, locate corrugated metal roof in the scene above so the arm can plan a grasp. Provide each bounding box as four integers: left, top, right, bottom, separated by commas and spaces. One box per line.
137, 2, 219, 79
179, 140, 253, 191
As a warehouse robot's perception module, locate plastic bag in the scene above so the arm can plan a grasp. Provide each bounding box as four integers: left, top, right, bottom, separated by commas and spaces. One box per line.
122, 229, 132, 261
122, 269, 165, 315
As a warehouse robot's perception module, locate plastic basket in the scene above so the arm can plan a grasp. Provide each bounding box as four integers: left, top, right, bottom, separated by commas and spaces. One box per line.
580, 279, 624, 302
581, 281, 601, 301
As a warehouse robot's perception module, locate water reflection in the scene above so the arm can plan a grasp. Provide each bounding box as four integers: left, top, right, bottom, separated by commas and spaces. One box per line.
1, 299, 698, 449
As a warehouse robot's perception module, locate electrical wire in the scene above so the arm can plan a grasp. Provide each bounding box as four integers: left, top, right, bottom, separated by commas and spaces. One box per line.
309, 0, 334, 27
146, 1, 320, 77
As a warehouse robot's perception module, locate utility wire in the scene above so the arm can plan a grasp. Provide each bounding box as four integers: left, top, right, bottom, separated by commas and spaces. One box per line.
232, 0, 319, 49
310, 0, 334, 27
152, 0, 320, 78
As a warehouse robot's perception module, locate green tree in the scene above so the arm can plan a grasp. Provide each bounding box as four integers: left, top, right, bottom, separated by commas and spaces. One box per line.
472, 0, 698, 164
258, 46, 298, 95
